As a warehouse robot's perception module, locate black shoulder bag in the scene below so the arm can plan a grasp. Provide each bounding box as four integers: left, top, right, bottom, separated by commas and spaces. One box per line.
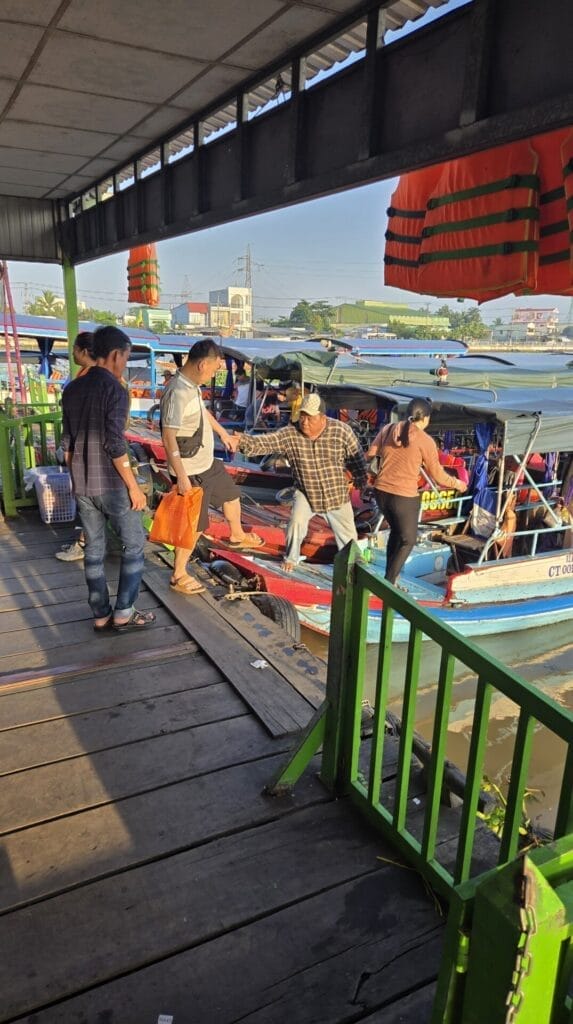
177, 401, 205, 458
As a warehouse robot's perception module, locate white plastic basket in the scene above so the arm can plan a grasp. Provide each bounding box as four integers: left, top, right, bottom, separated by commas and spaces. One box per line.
33, 467, 76, 524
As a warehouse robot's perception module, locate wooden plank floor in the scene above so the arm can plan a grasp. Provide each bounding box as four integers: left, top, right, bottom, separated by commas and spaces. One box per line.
0, 512, 467, 1023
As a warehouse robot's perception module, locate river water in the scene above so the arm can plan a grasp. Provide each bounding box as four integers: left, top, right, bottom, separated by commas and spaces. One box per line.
302, 346, 573, 832
303, 618, 573, 832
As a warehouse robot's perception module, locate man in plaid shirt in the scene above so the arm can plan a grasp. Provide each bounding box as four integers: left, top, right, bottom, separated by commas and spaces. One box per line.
229, 393, 368, 570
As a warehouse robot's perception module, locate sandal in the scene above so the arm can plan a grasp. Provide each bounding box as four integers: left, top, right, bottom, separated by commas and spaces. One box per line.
170, 575, 205, 595
93, 615, 114, 635
112, 609, 156, 633
226, 533, 265, 551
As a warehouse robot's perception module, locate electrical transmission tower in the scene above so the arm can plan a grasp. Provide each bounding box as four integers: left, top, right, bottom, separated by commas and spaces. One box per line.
236, 245, 262, 326
180, 275, 192, 303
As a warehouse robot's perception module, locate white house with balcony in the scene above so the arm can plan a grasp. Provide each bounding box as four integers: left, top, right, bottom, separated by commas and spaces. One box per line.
209, 287, 252, 331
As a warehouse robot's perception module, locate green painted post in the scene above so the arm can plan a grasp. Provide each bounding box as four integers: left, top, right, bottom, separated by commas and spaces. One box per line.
368, 586, 394, 806
0, 419, 17, 516
430, 888, 473, 1024
320, 541, 363, 795
498, 710, 534, 863
555, 746, 573, 838
461, 854, 572, 1024
454, 678, 493, 884
265, 707, 326, 795
62, 258, 79, 378
421, 648, 456, 863
393, 624, 423, 831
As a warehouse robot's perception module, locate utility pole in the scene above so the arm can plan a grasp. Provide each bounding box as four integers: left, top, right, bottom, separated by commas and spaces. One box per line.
180, 275, 191, 303
236, 245, 262, 330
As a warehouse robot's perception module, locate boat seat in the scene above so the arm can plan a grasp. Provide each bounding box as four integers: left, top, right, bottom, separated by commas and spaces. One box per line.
439, 533, 487, 572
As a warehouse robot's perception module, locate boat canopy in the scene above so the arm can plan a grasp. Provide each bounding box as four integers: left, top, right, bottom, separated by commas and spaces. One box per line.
216, 339, 352, 363
345, 338, 468, 357
1, 313, 155, 345
358, 384, 573, 456
252, 348, 573, 390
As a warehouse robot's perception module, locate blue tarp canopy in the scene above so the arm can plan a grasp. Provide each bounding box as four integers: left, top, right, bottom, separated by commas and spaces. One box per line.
344, 337, 468, 357
1, 313, 159, 346
354, 384, 573, 456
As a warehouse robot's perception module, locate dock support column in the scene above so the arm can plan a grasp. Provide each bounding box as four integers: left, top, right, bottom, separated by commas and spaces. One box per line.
62, 258, 79, 378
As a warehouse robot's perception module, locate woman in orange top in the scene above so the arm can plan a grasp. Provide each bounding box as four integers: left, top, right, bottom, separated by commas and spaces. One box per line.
73, 332, 96, 378
367, 398, 466, 587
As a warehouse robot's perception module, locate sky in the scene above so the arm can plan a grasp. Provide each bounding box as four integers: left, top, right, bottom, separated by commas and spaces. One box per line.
8, 179, 571, 327
5, 0, 572, 328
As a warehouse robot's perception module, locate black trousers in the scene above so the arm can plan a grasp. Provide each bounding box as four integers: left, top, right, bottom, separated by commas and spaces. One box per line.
374, 490, 420, 584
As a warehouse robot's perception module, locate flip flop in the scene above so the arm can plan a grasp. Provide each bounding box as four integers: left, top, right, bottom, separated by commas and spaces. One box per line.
112, 609, 156, 633
170, 575, 206, 595
225, 533, 265, 550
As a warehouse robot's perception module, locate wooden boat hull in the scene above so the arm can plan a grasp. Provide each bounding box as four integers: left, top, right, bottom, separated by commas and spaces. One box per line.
297, 591, 573, 643
210, 544, 573, 643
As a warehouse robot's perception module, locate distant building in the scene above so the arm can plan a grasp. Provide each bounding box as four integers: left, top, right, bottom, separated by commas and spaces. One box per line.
171, 302, 210, 329
209, 287, 252, 331
511, 307, 560, 337
333, 300, 450, 333
491, 322, 529, 344
138, 307, 172, 330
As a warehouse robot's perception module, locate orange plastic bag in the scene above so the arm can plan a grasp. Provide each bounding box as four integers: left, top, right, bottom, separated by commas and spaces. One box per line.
149, 486, 203, 549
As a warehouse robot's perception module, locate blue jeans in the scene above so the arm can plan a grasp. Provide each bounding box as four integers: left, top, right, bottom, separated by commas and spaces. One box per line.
76, 490, 145, 619
285, 490, 358, 564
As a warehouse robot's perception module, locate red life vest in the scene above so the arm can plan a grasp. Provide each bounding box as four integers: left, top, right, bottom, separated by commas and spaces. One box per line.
517, 128, 573, 296
384, 166, 443, 293
562, 132, 573, 285
417, 139, 539, 299
384, 127, 573, 299
127, 244, 160, 306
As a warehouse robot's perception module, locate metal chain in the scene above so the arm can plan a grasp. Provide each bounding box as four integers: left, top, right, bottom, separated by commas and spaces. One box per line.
504, 865, 537, 1023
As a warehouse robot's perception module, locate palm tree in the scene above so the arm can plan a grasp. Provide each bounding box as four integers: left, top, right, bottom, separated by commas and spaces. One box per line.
26, 290, 65, 317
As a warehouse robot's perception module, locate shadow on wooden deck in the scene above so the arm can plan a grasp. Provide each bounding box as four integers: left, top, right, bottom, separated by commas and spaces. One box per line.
0, 512, 463, 1023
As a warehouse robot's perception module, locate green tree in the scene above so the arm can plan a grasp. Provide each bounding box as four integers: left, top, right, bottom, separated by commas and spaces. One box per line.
153, 320, 171, 334
435, 304, 489, 341
289, 300, 314, 327
289, 300, 335, 332
310, 300, 335, 332
83, 307, 119, 325
26, 290, 64, 316
387, 319, 414, 339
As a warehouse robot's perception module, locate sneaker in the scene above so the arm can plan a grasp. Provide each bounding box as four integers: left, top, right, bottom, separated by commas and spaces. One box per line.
55, 541, 85, 562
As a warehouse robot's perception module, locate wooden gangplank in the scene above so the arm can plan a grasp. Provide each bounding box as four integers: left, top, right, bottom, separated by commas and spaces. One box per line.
0, 512, 469, 1023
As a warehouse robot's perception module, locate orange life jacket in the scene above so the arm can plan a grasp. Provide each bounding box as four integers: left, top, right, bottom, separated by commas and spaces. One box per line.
383, 128, 573, 298
384, 166, 443, 292
516, 128, 573, 295
417, 139, 539, 299
127, 244, 160, 306
562, 133, 573, 282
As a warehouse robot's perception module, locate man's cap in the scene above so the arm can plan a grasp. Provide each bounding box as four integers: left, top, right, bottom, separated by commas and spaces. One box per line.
300, 393, 325, 416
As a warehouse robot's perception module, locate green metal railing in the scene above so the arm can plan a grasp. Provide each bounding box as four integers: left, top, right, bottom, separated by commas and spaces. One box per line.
0, 405, 63, 516
270, 542, 573, 1021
